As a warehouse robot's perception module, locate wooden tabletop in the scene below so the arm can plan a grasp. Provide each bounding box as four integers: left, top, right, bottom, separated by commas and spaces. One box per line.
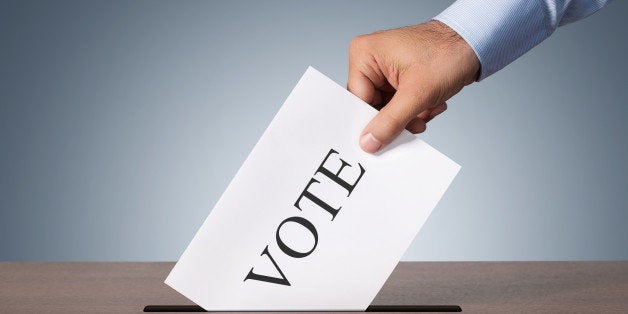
1, 261, 627, 313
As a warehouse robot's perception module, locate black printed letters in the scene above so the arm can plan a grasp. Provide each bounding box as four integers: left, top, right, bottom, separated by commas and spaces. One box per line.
244, 148, 365, 286
243, 245, 291, 286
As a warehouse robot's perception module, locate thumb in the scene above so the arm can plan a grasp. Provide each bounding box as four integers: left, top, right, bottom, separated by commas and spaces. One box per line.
359, 86, 433, 153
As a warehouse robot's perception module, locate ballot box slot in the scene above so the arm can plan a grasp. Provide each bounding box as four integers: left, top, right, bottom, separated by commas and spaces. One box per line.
143, 304, 462, 312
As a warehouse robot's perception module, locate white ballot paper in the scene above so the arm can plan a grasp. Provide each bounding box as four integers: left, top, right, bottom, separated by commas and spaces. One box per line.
166, 67, 460, 311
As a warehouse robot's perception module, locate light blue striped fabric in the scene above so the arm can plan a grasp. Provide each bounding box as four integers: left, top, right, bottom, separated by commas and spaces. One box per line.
434, 0, 611, 80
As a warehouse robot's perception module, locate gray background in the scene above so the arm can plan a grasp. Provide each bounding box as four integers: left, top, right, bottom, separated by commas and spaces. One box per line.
1, 0, 626, 261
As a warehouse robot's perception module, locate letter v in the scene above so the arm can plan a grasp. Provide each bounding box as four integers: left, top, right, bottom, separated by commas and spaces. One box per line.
243, 245, 290, 286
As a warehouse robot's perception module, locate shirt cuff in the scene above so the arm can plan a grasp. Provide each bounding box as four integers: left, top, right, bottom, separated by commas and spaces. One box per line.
433, 0, 550, 81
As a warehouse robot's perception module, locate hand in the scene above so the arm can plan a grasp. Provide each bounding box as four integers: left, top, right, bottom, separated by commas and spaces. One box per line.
348, 20, 480, 153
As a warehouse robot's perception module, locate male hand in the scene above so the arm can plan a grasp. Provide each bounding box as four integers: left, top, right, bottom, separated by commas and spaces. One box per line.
348, 20, 480, 153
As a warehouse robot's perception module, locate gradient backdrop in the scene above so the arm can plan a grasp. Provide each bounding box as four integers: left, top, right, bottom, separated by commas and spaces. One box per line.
1, 0, 627, 261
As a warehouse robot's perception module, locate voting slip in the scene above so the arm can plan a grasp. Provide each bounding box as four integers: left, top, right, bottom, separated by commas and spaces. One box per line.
165, 67, 460, 311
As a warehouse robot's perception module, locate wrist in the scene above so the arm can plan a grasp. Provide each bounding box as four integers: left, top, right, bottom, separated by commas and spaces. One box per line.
425, 20, 480, 84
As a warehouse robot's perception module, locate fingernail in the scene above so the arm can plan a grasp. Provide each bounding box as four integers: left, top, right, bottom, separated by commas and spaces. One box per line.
359, 133, 382, 153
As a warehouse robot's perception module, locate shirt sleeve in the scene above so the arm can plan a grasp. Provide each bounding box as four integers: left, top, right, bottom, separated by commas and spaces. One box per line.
433, 0, 612, 81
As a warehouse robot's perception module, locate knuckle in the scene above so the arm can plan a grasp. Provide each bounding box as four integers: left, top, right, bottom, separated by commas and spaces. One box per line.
379, 109, 409, 132
349, 35, 369, 51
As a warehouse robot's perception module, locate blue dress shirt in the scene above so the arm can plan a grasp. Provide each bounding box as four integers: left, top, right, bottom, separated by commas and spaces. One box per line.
434, 0, 611, 80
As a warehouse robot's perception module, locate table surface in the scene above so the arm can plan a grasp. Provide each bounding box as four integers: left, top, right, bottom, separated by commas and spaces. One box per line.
1, 261, 627, 313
